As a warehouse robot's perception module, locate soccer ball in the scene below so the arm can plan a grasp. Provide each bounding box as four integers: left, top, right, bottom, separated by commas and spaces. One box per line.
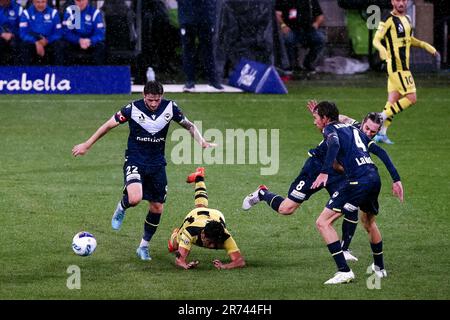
72, 231, 97, 256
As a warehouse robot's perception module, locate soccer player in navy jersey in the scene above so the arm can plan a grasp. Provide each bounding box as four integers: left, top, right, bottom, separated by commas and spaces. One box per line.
243, 102, 399, 262
72, 81, 216, 261
311, 101, 403, 284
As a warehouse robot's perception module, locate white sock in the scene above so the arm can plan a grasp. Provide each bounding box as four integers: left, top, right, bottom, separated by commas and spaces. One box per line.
380, 111, 388, 121
139, 239, 149, 248
379, 125, 388, 135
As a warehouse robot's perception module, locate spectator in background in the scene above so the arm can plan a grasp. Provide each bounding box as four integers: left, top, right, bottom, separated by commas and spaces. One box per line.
0, 0, 23, 65
177, 0, 224, 92
19, 0, 64, 65
62, 0, 105, 65
275, 0, 325, 73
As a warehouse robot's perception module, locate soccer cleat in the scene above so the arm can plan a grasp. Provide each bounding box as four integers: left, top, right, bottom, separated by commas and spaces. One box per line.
168, 228, 179, 253
373, 133, 394, 144
186, 167, 205, 183
370, 263, 388, 278
324, 270, 355, 284
343, 250, 359, 262
111, 202, 126, 230
136, 246, 152, 261
242, 185, 268, 211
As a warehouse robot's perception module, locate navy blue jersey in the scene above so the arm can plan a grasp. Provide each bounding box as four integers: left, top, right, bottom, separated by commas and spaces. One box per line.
114, 99, 185, 166
321, 122, 377, 180
308, 122, 361, 160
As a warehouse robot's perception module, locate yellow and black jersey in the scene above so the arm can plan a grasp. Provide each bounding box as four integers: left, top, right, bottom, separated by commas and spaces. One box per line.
176, 208, 240, 255
373, 12, 436, 74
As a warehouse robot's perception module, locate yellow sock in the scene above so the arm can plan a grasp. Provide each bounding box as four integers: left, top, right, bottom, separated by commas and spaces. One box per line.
384, 116, 393, 129
194, 178, 208, 207
383, 98, 413, 118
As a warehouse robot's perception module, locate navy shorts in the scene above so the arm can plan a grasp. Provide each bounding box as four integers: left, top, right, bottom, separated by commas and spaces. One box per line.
288, 157, 346, 203
123, 161, 167, 203
326, 170, 381, 216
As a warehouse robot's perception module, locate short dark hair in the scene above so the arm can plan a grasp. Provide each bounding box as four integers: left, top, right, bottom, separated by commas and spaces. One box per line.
362, 112, 384, 126
203, 221, 227, 244
315, 101, 339, 122
144, 81, 164, 95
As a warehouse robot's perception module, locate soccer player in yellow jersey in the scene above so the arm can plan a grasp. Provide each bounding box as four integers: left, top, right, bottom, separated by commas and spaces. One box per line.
372, 0, 440, 144
167, 167, 245, 270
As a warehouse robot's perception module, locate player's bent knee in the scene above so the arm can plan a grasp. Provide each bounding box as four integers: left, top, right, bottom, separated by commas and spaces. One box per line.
315, 217, 327, 231
150, 202, 163, 213
407, 94, 417, 104
128, 196, 142, 207
278, 199, 300, 215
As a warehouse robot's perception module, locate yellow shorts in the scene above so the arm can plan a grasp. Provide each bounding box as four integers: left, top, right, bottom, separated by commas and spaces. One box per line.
387, 71, 416, 95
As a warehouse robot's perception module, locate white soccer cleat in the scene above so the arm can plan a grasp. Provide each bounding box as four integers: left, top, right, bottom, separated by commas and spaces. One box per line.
242, 185, 267, 211
370, 263, 387, 278
343, 250, 359, 262
324, 270, 355, 285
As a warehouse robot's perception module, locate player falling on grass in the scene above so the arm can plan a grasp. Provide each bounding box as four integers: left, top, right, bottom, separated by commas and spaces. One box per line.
72, 81, 216, 261
243, 101, 402, 262
167, 167, 245, 270
372, 0, 440, 144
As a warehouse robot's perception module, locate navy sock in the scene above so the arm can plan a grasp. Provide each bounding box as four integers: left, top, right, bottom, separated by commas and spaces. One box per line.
327, 240, 351, 272
258, 189, 284, 212
341, 212, 358, 251
370, 241, 384, 270
121, 194, 131, 209
143, 211, 162, 242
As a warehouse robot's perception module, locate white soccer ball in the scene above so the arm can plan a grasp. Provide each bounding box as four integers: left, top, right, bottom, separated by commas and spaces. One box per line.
72, 231, 97, 256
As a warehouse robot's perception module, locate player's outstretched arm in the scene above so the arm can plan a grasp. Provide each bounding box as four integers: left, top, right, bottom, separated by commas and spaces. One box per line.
338, 114, 357, 125
175, 247, 199, 270
178, 118, 217, 148
213, 251, 245, 270
72, 116, 119, 157
411, 37, 438, 56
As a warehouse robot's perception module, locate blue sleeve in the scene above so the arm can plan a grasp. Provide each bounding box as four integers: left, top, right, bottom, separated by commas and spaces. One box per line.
63, 11, 81, 44
369, 142, 401, 182
320, 127, 340, 174
172, 102, 185, 123
90, 11, 105, 45
19, 12, 37, 43
47, 12, 62, 44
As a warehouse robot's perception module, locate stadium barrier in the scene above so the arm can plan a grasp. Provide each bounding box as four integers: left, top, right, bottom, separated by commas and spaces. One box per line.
228, 58, 288, 94
0, 66, 131, 94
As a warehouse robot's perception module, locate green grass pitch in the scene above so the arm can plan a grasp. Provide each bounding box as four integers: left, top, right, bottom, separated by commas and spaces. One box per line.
1, 78, 449, 300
